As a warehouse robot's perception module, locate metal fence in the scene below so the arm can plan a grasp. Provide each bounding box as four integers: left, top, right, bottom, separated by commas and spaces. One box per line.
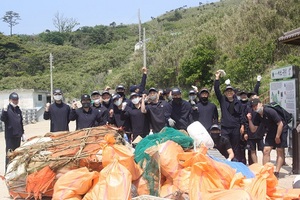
0, 109, 37, 132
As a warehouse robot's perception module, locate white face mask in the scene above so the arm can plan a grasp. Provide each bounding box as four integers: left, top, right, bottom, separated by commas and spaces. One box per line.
189, 95, 196, 101
114, 99, 122, 106
54, 95, 62, 101
10, 102, 18, 107
131, 97, 140, 105
93, 99, 101, 104
255, 106, 263, 113
149, 95, 157, 101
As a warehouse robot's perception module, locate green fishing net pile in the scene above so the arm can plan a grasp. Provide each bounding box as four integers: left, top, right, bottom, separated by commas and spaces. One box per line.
134, 127, 194, 196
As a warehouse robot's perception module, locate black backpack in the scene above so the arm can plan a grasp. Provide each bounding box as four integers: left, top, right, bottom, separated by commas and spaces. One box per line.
265, 102, 293, 124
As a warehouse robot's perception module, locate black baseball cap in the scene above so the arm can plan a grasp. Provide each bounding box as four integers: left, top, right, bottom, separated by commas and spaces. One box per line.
91, 90, 100, 96
116, 85, 125, 91
53, 89, 62, 94
112, 94, 121, 101
171, 88, 181, 95
210, 124, 221, 131
9, 92, 19, 100
148, 87, 158, 93
249, 98, 261, 107
247, 91, 257, 98
189, 90, 196, 95
130, 92, 139, 99
102, 90, 110, 96
224, 85, 234, 91
81, 94, 91, 101
199, 88, 209, 94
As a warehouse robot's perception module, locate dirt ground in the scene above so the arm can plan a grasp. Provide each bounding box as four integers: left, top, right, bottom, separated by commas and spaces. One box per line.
0, 120, 297, 199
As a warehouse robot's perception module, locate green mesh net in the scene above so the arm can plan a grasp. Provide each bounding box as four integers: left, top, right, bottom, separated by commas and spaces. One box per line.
134, 127, 194, 196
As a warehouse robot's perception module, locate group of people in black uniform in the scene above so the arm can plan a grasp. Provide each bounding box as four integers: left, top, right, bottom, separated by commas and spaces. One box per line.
2, 68, 288, 178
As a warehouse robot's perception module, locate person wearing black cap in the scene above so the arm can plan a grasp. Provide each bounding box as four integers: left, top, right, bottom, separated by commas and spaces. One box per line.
247, 98, 287, 178
162, 88, 172, 102
210, 124, 234, 161
102, 90, 113, 110
165, 87, 193, 130
108, 94, 131, 132
141, 87, 168, 133
121, 92, 149, 141
69, 94, 103, 130
44, 89, 70, 132
214, 70, 245, 163
192, 88, 218, 131
129, 67, 148, 96
90, 90, 108, 126
1, 92, 24, 170
188, 89, 198, 105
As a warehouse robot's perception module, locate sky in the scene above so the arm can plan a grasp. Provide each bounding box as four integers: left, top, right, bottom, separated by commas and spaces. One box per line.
0, 0, 218, 35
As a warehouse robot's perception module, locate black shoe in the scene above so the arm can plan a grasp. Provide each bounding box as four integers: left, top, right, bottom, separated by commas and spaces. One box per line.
274, 172, 279, 179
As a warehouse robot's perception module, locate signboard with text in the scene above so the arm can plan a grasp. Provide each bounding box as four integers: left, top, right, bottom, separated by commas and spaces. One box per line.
271, 65, 294, 80
270, 79, 297, 127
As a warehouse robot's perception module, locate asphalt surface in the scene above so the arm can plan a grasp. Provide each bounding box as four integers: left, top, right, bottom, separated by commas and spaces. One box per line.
0, 120, 297, 199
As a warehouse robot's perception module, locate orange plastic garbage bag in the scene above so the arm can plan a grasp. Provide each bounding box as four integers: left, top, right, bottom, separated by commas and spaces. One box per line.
52, 167, 98, 200
201, 189, 252, 200
158, 141, 184, 179
172, 167, 191, 193
189, 155, 236, 200
177, 145, 208, 168
102, 144, 143, 181
26, 165, 56, 200
83, 159, 132, 200
160, 179, 179, 199
270, 188, 300, 199
248, 162, 278, 197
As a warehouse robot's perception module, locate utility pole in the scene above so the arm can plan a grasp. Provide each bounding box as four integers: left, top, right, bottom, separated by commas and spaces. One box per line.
49, 53, 53, 102
138, 9, 142, 42
143, 28, 146, 68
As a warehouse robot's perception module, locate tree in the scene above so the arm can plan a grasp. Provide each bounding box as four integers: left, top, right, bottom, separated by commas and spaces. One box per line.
53, 12, 80, 32
180, 36, 217, 87
2, 11, 21, 36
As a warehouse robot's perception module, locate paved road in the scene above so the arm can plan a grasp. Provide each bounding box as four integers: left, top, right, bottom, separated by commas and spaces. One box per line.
0, 120, 297, 199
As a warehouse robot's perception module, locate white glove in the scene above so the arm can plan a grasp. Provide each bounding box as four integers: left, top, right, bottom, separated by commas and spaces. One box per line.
121, 102, 127, 111
149, 130, 153, 135
218, 69, 226, 77
191, 85, 198, 93
227, 158, 231, 161
3, 104, 8, 112
257, 75, 262, 82
21, 134, 26, 142
190, 100, 196, 106
168, 118, 176, 127
45, 102, 50, 112
225, 79, 230, 85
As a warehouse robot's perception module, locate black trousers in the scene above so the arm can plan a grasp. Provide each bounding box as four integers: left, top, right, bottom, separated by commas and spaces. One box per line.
5, 136, 21, 172
221, 126, 245, 164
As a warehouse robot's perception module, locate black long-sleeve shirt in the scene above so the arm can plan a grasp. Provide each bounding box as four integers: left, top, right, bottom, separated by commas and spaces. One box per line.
44, 102, 70, 132
145, 101, 168, 133
121, 106, 149, 139
92, 103, 108, 126
165, 99, 193, 130
108, 104, 131, 132
214, 80, 244, 128
69, 107, 102, 130
1, 104, 24, 138
192, 101, 218, 131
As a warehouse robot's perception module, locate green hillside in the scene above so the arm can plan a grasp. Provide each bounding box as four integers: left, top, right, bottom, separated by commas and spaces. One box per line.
1, 0, 300, 99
